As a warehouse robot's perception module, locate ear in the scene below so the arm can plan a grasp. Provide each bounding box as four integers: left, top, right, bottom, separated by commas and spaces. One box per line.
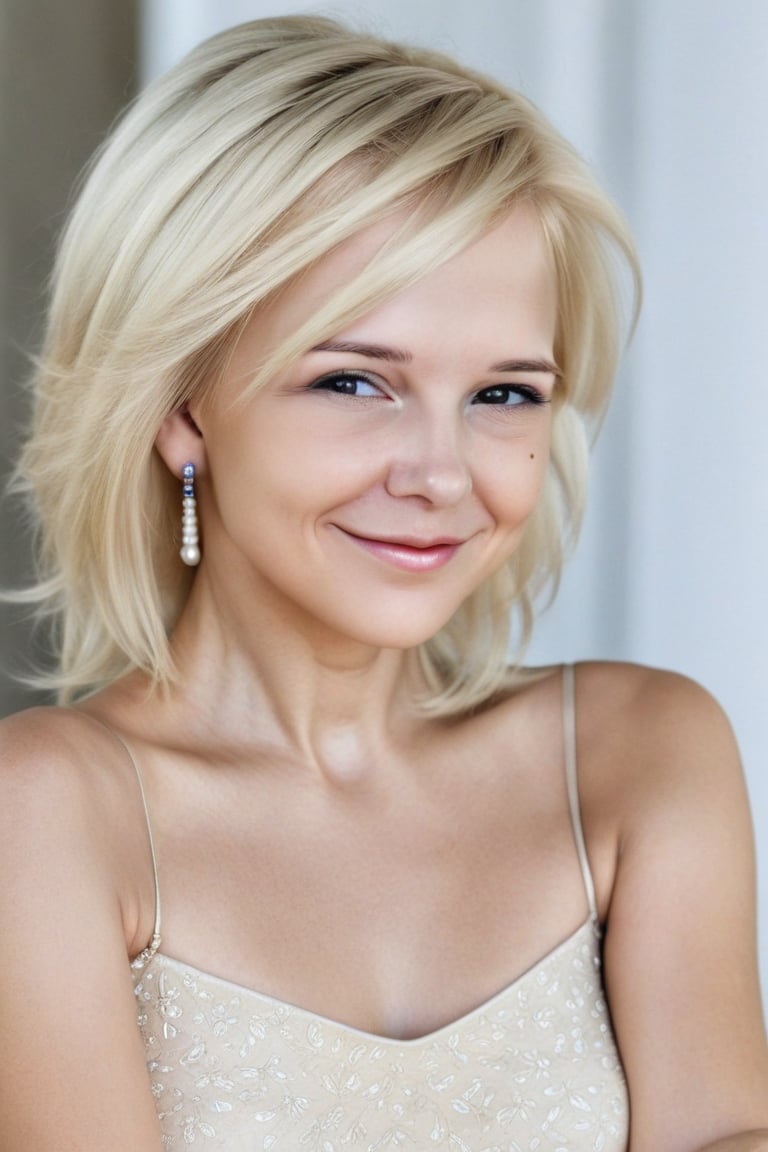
154, 406, 207, 479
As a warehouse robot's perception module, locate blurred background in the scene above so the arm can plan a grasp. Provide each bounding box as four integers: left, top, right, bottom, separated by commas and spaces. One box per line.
1, 0, 766, 1007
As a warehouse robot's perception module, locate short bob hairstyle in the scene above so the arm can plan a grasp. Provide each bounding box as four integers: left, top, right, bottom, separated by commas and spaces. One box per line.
16, 15, 639, 713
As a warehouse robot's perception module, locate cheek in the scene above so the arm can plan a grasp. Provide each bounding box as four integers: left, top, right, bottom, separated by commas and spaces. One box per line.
526, 443, 552, 501
478, 424, 552, 522
206, 408, 377, 534
501, 467, 547, 528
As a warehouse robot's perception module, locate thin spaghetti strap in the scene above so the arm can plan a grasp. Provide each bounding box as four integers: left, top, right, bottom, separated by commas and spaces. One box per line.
119, 728, 163, 971
75, 712, 162, 969
562, 664, 599, 925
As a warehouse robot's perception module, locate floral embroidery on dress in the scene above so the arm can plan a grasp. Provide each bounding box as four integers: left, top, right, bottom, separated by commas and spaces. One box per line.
132, 919, 628, 1151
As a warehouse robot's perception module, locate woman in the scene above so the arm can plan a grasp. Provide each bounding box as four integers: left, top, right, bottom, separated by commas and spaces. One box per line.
1, 15, 766, 1151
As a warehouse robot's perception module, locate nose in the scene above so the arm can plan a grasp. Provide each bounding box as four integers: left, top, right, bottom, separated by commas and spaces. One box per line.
384, 409, 472, 507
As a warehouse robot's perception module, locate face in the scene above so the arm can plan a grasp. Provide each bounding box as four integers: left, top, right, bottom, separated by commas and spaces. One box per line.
176, 206, 558, 651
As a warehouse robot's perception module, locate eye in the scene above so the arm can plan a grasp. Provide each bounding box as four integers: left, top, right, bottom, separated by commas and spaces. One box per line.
471, 385, 549, 408
308, 370, 386, 398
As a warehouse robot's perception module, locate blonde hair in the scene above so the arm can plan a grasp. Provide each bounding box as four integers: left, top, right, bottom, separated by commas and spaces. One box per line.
14, 14, 639, 712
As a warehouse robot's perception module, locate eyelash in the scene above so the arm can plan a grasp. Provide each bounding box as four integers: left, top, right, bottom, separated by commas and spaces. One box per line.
307, 371, 550, 409
471, 385, 549, 408
308, 370, 384, 398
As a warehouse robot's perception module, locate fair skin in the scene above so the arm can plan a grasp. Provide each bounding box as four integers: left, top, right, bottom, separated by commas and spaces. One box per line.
0, 208, 766, 1151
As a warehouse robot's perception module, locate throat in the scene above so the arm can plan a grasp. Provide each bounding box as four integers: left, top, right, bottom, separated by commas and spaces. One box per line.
304, 711, 421, 788
313, 725, 374, 785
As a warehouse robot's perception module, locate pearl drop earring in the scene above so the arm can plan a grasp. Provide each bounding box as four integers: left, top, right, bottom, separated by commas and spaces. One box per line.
179, 462, 201, 566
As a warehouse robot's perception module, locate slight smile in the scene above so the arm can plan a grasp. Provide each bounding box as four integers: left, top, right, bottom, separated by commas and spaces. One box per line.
334, 528, 465, 572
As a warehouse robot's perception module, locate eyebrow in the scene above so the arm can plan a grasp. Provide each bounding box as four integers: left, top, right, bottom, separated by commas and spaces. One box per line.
311, 340, 411, 364
311, 340, 561, 377
491, 358, 562, 378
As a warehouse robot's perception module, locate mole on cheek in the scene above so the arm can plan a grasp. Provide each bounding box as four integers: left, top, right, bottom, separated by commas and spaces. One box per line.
530, 453, 535, 460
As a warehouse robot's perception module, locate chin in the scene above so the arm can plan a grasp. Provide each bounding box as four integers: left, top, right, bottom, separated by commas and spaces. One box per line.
336, 604, 463, 652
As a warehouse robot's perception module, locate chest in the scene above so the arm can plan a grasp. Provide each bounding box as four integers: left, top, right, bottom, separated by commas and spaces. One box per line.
132, 921, 629, 1151
148, 752, 590, 1041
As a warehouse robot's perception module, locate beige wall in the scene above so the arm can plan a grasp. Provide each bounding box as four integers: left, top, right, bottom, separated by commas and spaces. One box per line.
0, 0, 138, 716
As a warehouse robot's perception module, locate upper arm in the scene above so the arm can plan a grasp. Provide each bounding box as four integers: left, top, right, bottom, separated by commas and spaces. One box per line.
0, 710, 163, 1151
591, 669, 768, 1152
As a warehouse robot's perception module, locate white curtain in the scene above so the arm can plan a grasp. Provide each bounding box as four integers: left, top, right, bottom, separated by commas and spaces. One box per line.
141, 0, 768, 1007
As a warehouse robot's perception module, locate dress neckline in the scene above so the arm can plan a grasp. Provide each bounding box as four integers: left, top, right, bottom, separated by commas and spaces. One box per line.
135, 914, 599, 1047
114, 665, 603, 1045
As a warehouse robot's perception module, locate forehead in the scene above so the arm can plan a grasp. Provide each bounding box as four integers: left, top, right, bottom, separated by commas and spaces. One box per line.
243, 204, 557, 359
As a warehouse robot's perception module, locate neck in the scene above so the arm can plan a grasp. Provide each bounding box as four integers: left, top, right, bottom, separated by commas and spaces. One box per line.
155, 567, 426, 781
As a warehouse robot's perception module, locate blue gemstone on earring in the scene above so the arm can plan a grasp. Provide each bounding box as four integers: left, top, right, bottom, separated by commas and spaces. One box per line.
182, 463, 195, 480
183, 485, 194, 497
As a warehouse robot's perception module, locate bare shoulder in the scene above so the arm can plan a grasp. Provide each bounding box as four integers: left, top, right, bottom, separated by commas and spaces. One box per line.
475, 660, 740, 800
573, 657, 734, 735
571, 660, 754, 895
572, 659, 743, 801
570, 660, 751, 899
0, 703, 133, 820
0, 704, 151, 955
494, 659, 738, 771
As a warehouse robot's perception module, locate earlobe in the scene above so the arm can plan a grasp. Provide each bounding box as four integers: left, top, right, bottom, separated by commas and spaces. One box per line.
154, 405, 206, 478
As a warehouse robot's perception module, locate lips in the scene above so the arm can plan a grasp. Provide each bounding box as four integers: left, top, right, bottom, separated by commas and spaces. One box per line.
334, 528, 465, 572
